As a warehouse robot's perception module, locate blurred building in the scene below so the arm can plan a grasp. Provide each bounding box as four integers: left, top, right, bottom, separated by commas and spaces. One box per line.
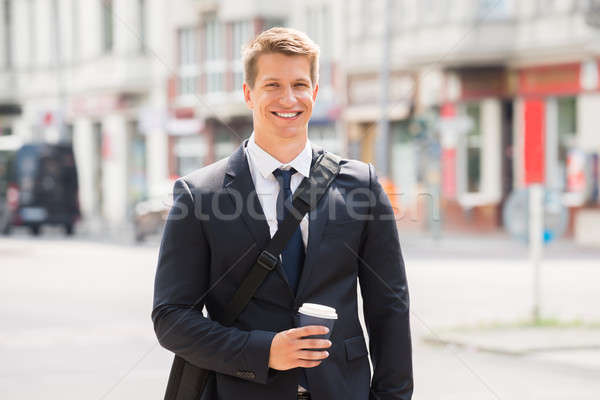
0, 0, 182, 232
0, 0, 345, 233
167, 0, 345, 179
3, 0, 600, 240
345, 0, 600, 236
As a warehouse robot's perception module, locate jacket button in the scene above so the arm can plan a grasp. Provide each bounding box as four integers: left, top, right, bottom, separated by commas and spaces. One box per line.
236, 370, 255, 379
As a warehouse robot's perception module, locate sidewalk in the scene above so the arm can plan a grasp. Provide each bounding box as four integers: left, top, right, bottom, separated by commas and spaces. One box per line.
397, 230, 600, 260
423, 325, 600, 371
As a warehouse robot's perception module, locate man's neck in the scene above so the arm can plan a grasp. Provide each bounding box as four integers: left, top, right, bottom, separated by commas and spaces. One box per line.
254, 132, 307, 164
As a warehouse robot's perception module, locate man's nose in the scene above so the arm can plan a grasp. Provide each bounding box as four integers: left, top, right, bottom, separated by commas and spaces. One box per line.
279, 86, 296, 107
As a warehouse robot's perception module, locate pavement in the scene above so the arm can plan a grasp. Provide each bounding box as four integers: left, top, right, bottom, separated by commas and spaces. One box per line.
423, 326, 600, 370
2, 229, 600, 399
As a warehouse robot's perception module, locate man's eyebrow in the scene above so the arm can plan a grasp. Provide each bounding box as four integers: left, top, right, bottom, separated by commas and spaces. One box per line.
260, 77, 310, 83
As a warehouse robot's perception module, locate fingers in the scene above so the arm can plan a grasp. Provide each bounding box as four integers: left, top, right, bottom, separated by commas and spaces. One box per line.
289, 325, 329, 338
297, 350, 329, 361
297, 359, 323, 368
296, 338, 332, 350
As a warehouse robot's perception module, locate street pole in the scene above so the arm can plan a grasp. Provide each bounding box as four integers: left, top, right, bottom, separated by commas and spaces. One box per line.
529, 184, 543, 323
376, 0, 391, 177
52, 0, 67, 143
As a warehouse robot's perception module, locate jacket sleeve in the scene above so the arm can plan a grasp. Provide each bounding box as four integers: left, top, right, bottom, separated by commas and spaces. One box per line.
151, 179, 276, 384
358, 164, 414, 400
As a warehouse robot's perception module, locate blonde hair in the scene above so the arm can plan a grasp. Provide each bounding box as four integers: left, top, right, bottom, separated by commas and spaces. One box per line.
242, 27, 320, 88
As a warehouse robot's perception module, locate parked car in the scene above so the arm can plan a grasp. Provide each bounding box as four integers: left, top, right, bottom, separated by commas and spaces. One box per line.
0, 149, 16, 234
132, 180, 175, 243
7, 143, 80, 236
133, 196, 170, 243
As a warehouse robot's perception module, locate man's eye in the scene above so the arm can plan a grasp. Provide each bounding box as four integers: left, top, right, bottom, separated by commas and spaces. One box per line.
295, 83, 308, 87
266, 83, 278, 87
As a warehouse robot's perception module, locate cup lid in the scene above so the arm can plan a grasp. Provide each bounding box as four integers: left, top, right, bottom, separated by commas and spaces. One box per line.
298, 303, 338, 319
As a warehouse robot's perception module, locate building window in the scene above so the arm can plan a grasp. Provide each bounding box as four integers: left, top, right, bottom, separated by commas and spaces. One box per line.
1, 125, 12, 136
214, 128, 236, 161
465, 103, 482, 193
138, 0, 146, 53
206, 71, 224, 93
305, 5, 332, 88
233, 70, 244, 92
3, 0, 12, 68
205, 15, 223, 62
231, 20, 251, 91
557, 96, 577, 185
174, 136, 207, 176
127, 120, 147, 208
71, 0, 78, 63
231, 20, 250, 60
478, 0, 512, 20
50, 0, 61, 66
101, 0, 114, 53
203, 15, 225, 94
59, 123, 74, 143
27, 0, 36, 68
178, 28, 198, 96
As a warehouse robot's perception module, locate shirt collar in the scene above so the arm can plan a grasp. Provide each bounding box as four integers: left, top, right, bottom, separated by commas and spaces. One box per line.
247, 133, 312, 180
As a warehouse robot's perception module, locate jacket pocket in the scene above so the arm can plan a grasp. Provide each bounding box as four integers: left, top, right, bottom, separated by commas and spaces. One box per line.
344, 335, 368, 361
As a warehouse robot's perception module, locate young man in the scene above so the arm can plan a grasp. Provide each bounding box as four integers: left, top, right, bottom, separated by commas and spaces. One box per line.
152, 27, 413, 400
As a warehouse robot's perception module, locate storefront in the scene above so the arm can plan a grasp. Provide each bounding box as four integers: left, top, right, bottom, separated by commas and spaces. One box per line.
516, 61, 600, 236
166, 109, 206, 179
344, 71, 417, 221
439, 67, 510, 232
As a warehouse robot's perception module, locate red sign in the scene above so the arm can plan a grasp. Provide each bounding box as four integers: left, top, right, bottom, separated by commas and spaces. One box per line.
523, 99, 545, 184
519, 63, 580, 96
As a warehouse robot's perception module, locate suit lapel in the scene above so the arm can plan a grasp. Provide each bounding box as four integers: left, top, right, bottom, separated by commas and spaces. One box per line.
295, 146, 330, 302
224, 141, 295, 298
224, 141, 271, 251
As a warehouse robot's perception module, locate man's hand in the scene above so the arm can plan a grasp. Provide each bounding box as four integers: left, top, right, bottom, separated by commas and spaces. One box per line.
268, 325, 332, 370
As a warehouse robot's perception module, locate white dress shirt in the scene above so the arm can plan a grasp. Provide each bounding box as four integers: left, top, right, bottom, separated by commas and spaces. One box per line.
243, 133, 312, 393
244, 133, 311, 248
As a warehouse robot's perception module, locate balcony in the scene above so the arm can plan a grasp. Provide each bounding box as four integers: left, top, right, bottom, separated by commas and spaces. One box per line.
0, 69, 17, 103
70, 53, 157, 94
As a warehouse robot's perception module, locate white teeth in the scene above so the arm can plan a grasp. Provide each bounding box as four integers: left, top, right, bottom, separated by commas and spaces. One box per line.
275, 112, 299, 118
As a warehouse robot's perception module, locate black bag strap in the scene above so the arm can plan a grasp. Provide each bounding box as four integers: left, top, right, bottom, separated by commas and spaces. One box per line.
164, 150, 341, 400
221, 150, 341, 326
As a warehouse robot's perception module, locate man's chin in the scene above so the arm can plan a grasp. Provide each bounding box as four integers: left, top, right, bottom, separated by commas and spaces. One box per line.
263, 122, 307, 138
276, 127, 307, 139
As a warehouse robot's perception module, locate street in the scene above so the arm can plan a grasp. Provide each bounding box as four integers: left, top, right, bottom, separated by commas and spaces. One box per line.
1, 231, 599, 399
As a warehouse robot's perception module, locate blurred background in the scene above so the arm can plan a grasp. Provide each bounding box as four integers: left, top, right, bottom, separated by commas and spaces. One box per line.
1, 0, 599, 399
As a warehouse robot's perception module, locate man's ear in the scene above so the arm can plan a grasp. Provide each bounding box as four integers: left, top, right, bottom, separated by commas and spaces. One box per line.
312, 82, 319, 102
243, 82, 254, 110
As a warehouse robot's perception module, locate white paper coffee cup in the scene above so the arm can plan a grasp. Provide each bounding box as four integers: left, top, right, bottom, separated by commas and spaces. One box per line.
297, 303, 337, 340
298, 303, 338, 320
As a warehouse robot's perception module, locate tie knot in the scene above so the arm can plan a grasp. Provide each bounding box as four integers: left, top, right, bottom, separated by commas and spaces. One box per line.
272, 168, 296, 189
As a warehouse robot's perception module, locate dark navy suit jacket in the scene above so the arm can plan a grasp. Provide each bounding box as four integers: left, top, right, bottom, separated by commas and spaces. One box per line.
152, 141, 413, 400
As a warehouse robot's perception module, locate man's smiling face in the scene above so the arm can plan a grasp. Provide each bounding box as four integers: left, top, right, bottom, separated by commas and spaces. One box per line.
243, 53, 318, 141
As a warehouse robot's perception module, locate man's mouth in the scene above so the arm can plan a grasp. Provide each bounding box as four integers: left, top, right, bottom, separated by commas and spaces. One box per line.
271, 111, 302, 119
